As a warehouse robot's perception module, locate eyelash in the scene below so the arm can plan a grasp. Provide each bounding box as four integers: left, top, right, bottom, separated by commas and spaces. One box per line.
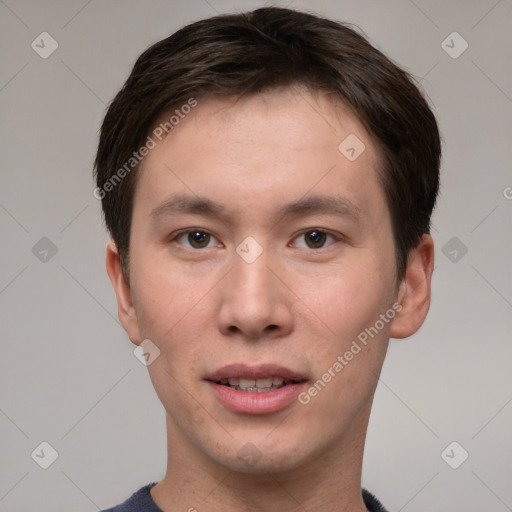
170, 228, 342, 250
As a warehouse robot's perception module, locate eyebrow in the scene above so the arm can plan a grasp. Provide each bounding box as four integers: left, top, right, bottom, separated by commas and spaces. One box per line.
151, 194, 226, 218
150, 193, 362, 222
278, 194, 361, 220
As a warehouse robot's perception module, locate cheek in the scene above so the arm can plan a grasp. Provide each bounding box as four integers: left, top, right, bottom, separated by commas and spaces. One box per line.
130, 245, 213, 339
291, 251, 395, 410
129, 248, 229, 378
137, 288, 214, 428
296, 290, 390, 439
294, 256, 394, 343
128, 260, 212, 410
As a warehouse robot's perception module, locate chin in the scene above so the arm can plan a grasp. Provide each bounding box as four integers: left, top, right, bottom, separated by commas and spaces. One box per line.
205, 432, 314, 475
223, 452, 304, 475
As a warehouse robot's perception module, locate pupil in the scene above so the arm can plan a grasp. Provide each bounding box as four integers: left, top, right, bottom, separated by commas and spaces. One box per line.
307, 230, 325, 248
189, 231, 209, 248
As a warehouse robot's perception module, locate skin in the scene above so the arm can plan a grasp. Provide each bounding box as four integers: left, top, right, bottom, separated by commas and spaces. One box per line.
106, 87, 434, 512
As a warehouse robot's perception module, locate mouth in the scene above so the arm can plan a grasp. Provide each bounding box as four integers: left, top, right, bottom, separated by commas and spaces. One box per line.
212, 376, 305, 393
204, 364, 308, 414
205, 363, 308, 390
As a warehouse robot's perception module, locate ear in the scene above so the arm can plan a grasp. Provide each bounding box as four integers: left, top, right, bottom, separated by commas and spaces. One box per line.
105, 240, 142, 346
390, 234, 435, 339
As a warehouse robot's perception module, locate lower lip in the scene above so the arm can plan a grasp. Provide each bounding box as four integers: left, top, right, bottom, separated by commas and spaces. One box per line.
207, 381, 307, 414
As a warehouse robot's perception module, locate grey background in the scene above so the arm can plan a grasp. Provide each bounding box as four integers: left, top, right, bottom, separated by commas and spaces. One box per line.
0, 0, 511, 510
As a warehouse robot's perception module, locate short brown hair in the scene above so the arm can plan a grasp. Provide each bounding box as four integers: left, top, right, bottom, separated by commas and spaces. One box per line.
94, 7, 441, 281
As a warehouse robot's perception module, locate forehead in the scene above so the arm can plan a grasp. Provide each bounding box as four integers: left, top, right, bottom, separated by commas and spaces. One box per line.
134, 87, 387, 225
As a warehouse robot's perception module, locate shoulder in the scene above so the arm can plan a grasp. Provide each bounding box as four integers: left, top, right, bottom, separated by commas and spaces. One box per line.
99, 482, 162, 512
362, 488, 391, 512
99, 483, 388, 512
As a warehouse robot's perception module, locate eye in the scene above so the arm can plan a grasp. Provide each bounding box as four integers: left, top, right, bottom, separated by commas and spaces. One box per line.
173, 230, 220, 249
292, 229, 338, 249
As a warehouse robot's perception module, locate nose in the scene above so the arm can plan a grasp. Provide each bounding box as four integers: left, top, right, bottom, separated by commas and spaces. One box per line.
217, 247, 294, 340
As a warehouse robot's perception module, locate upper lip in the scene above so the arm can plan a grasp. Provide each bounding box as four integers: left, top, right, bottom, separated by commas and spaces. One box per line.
205, 364, 307, 382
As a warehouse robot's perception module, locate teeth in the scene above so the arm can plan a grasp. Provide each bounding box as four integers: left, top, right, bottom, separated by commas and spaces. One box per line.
272, 376, 284, 386
256, 377, 273, 388
218, 375, 293, 392
218, 376, 298, 391
235, 386, 281, 392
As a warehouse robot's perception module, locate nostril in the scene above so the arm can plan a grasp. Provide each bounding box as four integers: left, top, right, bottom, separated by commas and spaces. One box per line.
225, 324, 280, 336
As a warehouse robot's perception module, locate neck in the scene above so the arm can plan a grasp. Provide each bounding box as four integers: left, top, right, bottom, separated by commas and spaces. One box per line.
151, 402, 372, 512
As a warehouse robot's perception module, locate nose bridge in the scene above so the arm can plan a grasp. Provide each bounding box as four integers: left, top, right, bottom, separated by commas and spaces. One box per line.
231, 242, 275, 309
217, 239, 292, 338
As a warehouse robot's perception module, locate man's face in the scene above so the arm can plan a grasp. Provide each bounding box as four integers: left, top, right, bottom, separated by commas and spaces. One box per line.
122, 88, 400, 472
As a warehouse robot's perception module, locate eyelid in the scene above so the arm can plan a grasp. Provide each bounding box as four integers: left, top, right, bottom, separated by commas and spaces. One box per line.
168, 227, 345, 250
290, 228, 344, 249
170, 228, 222, 249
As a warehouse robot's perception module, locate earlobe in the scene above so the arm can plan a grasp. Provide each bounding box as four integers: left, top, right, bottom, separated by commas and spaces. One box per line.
105, 240, 143, 345
390, 234, 435, 339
